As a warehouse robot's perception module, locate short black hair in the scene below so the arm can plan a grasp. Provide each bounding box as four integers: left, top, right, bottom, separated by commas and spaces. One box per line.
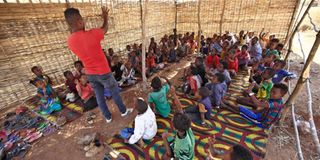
74, 61, 83, 67
263, 68, 276, 79
173, 113, 191, 132
198, 87, 210, 98
190, 66, 198, 75
275, 59, 286, 67
63, 70, 73, 77
241, 44, 248, 50
64, 8, 81, 25
31, 66, 38, 72
151, 76, 162, 91
195, 57, 204, 63
273, 83, 288, 95
215, 73, 225, 83
136, 98, 148, 115
230, 145, 253, 160
277, 43, 284, 49
220, 61, 228, 70
271, 38, 280, 43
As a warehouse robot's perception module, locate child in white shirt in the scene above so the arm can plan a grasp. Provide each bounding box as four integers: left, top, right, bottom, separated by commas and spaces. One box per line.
124, 98, 157, 147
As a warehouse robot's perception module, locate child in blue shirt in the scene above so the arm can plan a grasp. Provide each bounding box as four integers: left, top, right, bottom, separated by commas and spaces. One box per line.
272, 60, 296, 84
183, 87, 212, 125
206, 73, 227, 109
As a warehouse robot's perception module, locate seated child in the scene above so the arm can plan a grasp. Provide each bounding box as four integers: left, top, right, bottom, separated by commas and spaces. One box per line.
31, 66, 52, 85
262, 54, 277, 68
31, 79, 61, 115
183, 87, 212, 125
206, 51, 220, 69
162, 113, 195, 159
194, 57, 208, 86
223, 83, 288, 129
209, 61, 231, 85
235, 44, 250, 69
75, 75, 97, 111
168, 47, 178, 63
206, 73, 227, 109
111, 55, 123, 82
182, 66, 202, 96
64, 71, 78, 95
272, 59, 296, 84
119, 61, 137, 87
148, 76, 172, 118
155, 48, 165, 70
123, 98, 157, 147
220, 41, 230, 59
239, 68, 275, 108
226, 52, 238, 76
146, 52, 157, 73
206, 136, 253, 160
73, 61, 85, 79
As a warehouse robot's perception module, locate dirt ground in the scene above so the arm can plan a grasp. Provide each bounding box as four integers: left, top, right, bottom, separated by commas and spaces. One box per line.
264, 54, 320, 160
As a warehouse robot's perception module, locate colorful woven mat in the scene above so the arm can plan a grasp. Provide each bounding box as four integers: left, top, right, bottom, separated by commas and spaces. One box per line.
107, 71, 269, 160
25, 97, 83, 126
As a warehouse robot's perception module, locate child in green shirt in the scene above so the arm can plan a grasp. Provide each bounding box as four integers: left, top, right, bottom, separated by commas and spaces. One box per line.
148, 76, 172, 117
238, 68, 275, 109
162, 113, 195, 160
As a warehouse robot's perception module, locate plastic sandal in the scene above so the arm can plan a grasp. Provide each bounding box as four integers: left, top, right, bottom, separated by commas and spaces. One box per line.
28, 132, 43, 143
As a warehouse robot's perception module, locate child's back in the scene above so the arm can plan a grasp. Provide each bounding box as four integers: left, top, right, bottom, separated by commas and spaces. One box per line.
128, 99, 157, 144
148, 77, 171, 117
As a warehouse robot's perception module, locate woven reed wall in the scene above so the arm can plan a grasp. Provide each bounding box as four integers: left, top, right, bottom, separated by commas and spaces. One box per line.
0, 0, 297, 109
0, 1, 175, 109
177, 0, 297, 39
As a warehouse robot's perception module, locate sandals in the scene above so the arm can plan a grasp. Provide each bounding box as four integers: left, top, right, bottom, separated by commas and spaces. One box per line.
86, 112, 96, 125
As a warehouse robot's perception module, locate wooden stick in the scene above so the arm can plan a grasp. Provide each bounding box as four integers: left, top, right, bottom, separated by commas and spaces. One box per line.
282, 31, 320, 121
197, 0, 201, 54
284, 0, 300, 45
219, 0, 226, 36
284, 0, 315, 61
140, 0, 148, 90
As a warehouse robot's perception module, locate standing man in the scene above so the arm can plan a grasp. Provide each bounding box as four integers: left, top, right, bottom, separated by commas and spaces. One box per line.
64, 7, 132, 123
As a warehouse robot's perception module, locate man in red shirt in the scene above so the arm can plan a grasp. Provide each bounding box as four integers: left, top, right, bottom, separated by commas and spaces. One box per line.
64, 7, 132, 123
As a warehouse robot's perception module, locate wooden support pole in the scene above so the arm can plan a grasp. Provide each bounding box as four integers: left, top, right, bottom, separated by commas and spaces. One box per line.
174, 0, 178, 30
284, 0, 300, 46
140, 0, 148, 90
219, 0, 226, 36
285, 0, 315, 61
197, 0, 201, 54
282, 31, 320, 121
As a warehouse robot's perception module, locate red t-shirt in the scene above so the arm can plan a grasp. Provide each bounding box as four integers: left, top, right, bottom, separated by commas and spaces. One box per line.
227, 57, 239, 73
67, 29, 111, 75
206, 55, 220, 68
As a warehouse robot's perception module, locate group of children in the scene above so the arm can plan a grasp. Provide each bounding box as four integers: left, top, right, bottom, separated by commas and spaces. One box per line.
29, 30, 295, 159
120, 30, 296, 159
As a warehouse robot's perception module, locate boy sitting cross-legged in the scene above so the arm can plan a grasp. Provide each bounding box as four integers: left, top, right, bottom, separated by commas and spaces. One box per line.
222, 83, 288, 129
183, 87, 212, 125
206, 73, 227, 109
123, 98, 157, 147
162, 113, 195, 160
239, 68, 275, 108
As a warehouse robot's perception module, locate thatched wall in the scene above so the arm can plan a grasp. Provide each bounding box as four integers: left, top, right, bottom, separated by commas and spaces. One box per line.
177, 0, 297, 39
0, 0, 297, 109
0, 1, 175, 109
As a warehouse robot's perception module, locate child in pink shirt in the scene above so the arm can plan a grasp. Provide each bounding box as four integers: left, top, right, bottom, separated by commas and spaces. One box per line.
235, 45, 250, 69
76, 75, 97, 111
